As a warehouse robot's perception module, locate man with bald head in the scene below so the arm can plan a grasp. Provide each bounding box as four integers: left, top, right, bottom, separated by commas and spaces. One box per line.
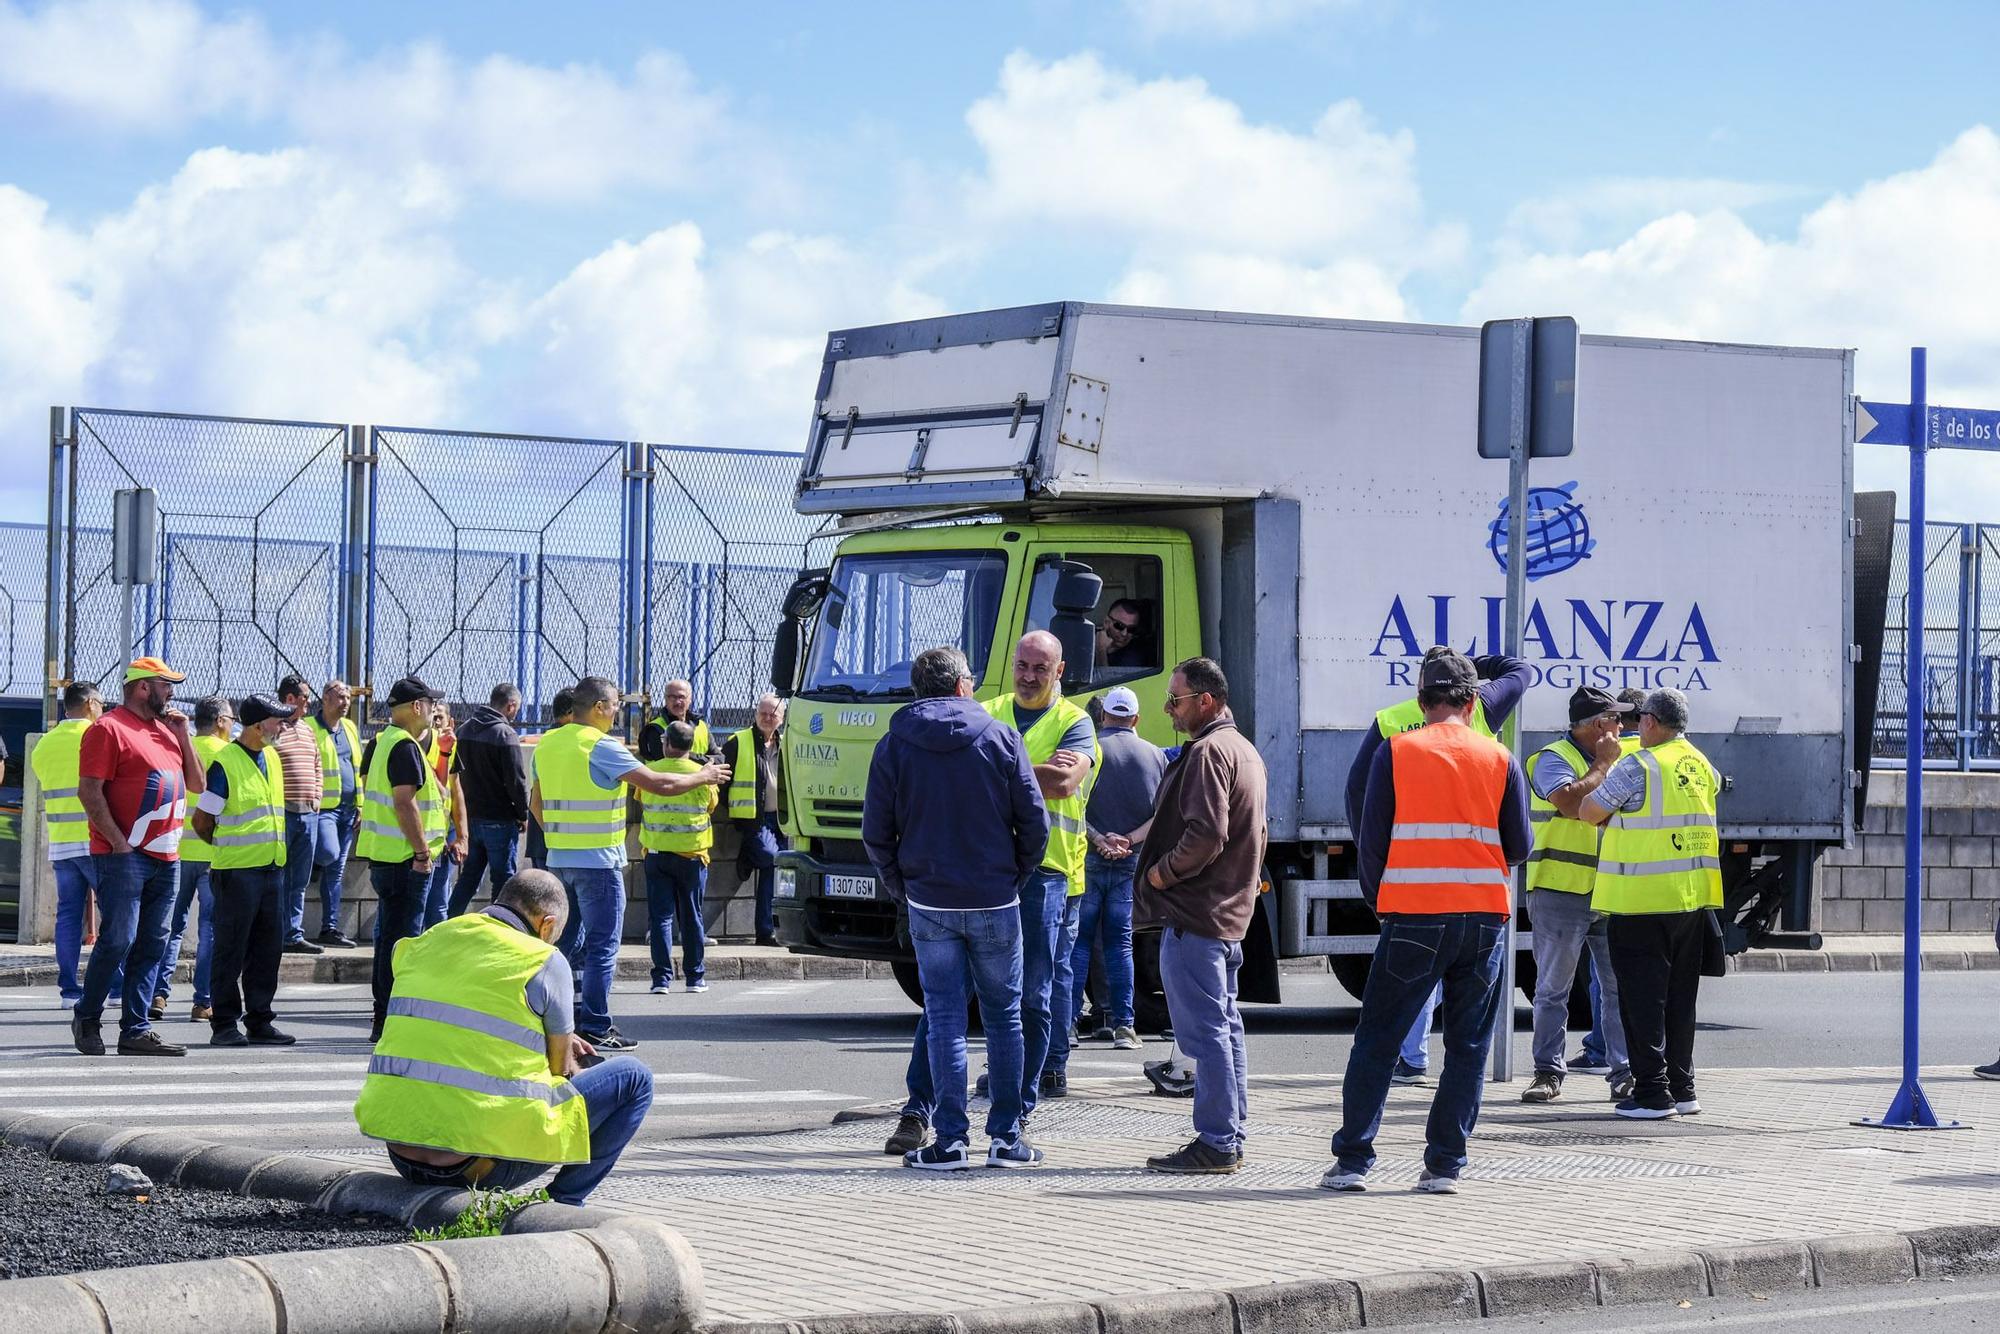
982, 630, 1097, 1111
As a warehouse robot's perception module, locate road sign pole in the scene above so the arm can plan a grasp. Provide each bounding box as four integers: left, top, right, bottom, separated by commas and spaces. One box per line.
1859, 345, 1963, 1131
1493, 319, 1532, 1083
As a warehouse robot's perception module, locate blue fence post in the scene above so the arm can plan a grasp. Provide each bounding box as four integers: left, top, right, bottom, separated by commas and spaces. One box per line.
515, 553, 530, 711
365, 429, 382, 722
641, 447, 656, 702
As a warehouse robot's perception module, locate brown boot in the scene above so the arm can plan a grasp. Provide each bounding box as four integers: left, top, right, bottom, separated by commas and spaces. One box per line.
190, 1004, 213, 1022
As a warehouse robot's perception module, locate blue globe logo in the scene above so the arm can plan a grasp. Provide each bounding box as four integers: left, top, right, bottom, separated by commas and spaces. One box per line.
1488, 480, 1595, 581
809, 712, 825, 735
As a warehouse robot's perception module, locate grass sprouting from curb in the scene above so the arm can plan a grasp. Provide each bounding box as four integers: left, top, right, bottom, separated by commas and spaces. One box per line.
410, 1187, 551, 1241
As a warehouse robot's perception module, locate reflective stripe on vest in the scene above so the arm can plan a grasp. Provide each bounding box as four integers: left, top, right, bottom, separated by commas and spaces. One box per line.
1379, 722, 1513, 916
533, 725, 628, 852
356, 724, 447, 864
309, 715, 361, 810
177, 734, 230, 863
209, 743, 289, 871
33, 720, 94, 862
1591, 737, 1723, 916
640, 754, 715, 855
354, 913, 590, 1165
1526, 737, 1601, 895
988, 694, 1099, 896
1376, 697, 1494, 740
725, 728, 760, 821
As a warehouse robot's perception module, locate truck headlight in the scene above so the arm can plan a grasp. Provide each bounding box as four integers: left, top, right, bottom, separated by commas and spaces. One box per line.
775, 867, 798, 900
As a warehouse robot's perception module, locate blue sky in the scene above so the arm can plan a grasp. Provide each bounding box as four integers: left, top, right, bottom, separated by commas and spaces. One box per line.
3, 0, 1999, 520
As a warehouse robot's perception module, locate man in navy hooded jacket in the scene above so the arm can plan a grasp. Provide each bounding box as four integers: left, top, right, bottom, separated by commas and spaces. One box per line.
863, 646, 1049, 1171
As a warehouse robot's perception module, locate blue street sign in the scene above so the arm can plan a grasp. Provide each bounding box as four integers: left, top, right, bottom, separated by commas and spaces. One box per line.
1856, 400, 2000, 450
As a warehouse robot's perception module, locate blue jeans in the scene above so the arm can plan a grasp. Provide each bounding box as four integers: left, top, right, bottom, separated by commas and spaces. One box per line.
1018, 869, 1070, 1112
1581, 955, 1608, 1068
738, 814, 783, 939
644, 852, 707, 986
150, 860, 215, 1008
1161, 926, 1249, 1152
312, 803, 357, 935
556, 866, 626, 1037
370, 860, 430, 1026
1333, 913, 1507, 1180
907, 903, 1026, 1146
388, 1055, 655, 1206
79, 852, 179, 1037
1074, 854, 1137, 1029
421, 854, 456, 930
451, 818, 520, 917
53, 856, 109, 1002
282, 810, 321, 943
1400, 983, 1443, 1070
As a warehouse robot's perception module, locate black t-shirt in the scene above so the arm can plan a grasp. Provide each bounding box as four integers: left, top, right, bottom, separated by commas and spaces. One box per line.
360, 737, 427, 790
638, 713, 708, 762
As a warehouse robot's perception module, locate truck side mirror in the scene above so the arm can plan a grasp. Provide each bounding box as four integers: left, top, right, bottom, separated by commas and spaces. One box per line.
771, 619, 802, 698
1048, 562, 1103, 693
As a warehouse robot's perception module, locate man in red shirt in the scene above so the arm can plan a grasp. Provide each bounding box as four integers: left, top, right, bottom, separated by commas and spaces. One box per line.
74, 657, 207, 1057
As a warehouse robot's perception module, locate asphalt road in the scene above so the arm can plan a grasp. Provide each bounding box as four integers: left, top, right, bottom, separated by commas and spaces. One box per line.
1421, 1272, 2000, 1331
3, 969, 1999, 1154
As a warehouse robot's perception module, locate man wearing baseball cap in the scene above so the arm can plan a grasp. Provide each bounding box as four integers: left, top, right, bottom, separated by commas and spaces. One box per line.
358, 676, 451, 1043
73, 657, 206, 1056
1520, 687, 1634, 1105
1076, 685, 1166, 1051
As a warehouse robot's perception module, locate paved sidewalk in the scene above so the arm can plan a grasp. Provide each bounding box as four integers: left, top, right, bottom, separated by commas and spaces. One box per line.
580, 1063, 2000, 1324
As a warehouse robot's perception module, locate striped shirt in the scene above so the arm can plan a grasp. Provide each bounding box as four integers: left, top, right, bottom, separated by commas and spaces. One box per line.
273, 718, 325, 812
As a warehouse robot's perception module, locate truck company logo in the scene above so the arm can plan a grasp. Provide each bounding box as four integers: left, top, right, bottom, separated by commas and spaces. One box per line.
792, 739, 840, 766
809, 712, 824, 735
1489, 480, 1594, 580
1372, 480, 1719, 695
838, 709, 876, 727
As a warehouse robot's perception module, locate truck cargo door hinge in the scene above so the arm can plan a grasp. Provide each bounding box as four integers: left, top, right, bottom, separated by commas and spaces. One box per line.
1849, 643, 1863, 662
904, 427, 934, 478
840, 407, 858, 451
1008, 393, 1028, 438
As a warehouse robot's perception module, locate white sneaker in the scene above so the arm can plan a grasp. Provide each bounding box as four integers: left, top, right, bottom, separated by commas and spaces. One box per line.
1320, 1167, 1369, 1192
904, 1140, 972, 1171
648, 983, 671, 995
1111, 1026, 1142, 1050
1675, 1099, 1702, 1116
687, 980, 708, 993
986, 1135, 1044, 1168
1414, 1170, 1460, 1194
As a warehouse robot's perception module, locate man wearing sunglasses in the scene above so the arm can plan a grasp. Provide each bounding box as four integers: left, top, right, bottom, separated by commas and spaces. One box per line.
1095, 599, 1152, 670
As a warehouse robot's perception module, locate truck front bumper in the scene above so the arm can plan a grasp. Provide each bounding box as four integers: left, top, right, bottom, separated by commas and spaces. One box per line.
772, 849, 908, 962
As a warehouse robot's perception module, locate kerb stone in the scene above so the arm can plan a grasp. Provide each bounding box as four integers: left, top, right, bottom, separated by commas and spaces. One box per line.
1592, 1252, 1709, 1307
1909, 1224, 2000, 1278
1703, 1241, 1813, 1296
246, 1243, 450, 1334
422, 1230, 612, 1334
1475, 1261, 1599, 1317
1352, 1269, 1480, 1325
1229, 1277, 1364, 1332
1809, 1233, 1918, 1288
72, 1257, 278, 1334
1, 1275, 109, 1333
955, 1301, 1102, 1334
1097, 1289, 1233, 1334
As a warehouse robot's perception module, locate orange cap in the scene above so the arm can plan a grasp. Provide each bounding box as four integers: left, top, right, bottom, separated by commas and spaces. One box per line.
124, 657, 187, 684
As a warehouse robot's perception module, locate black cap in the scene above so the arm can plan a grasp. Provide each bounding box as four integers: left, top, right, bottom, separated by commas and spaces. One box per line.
1569, 686, 1639, 725
1419, 650, 1478, 693
238, 693, 291, 726
386, 676, 445, 707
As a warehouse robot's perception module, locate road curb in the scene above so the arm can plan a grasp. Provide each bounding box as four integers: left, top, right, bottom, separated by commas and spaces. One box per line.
0, 951, 915, 989
695, 1226, 2000, 1332
0, 1110, 706, 1334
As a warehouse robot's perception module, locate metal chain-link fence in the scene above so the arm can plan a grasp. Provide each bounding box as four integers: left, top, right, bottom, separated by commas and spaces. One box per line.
1875, 519, 2000, 766
57, 409, 350, 706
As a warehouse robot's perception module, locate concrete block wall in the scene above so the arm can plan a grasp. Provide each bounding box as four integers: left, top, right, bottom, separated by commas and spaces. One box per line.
1818, 771, 2000, 934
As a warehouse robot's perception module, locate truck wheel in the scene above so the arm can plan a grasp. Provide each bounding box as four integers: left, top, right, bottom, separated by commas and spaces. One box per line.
1135, 990, 1172, 1037
1513, 953, 1596, 1030
891, 959, 924, 1009
1330, 955, 1373, 1002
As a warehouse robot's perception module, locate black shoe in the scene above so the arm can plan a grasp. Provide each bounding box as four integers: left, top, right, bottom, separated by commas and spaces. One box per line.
884, 1113, 931, 1155
973, 1071, 991, 1100
1040, 1070, 1069, 1098
118, 1031, 188, 1057
1142, 1059, 1195, 1098
210, 1025, 248, 1047
315, 930, 358, 949
248, 1026, 297, 1045
72, 1014, 105, 1056
756, 933, 780, 948
148, 996, 168, 1021
585, 1029, 639, 1052
1975, 1059, 2000, 1081
1146, 1138, 1242, 1175
281, 939, 325, 955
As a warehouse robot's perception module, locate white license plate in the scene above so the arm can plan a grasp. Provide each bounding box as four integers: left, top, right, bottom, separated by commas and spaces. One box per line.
824, 874, 877, 901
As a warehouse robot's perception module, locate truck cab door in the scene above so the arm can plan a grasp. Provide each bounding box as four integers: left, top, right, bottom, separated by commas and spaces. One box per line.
1018, 543, 1179, 746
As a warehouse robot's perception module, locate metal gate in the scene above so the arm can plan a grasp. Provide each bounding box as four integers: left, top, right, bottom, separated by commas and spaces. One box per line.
1875, 519, 2000, 768
365, 427, 632, 725
51, 408, 350, 705
641, 446, 827, 729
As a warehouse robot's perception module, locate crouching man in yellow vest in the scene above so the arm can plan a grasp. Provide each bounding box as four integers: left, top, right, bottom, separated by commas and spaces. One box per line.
1580, 687, 1723, 1122
641, 720, 717, 994
355, 868, 655, 1205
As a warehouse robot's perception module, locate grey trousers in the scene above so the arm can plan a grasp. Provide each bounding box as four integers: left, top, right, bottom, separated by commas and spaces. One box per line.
1528, 888, 1628, 1078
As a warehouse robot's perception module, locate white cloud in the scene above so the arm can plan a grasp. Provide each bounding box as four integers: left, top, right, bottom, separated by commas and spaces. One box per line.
1465, 127, 2000, 519
0, 0, 280, 128
0, 0, 728, 201
1501, 177, 1805, 252
1109, 251, 1410, 320
1123, 0, 1359, 37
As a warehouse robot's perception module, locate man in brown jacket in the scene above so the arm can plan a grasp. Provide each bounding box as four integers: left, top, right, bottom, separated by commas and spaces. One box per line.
1135, 657, 1268, 1174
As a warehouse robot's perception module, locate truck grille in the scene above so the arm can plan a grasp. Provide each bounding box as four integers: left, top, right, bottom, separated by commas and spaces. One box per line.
810, 799, 865, 831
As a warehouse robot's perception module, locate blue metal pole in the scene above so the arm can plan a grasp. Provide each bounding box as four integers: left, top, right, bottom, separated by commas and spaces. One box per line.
1863, 345, 1960, 1130
515, 553, 529, 707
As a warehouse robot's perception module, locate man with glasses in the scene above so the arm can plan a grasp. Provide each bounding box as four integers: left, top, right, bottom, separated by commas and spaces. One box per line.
1519, 687, 1633, 1105
1095, 599, 1151, 670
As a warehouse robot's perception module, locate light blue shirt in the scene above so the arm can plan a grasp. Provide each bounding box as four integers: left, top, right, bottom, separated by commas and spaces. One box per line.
546, 737, 642, 870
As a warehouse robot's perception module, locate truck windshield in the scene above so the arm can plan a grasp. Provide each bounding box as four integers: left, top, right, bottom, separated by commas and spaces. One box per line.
799, 551, 1008, 699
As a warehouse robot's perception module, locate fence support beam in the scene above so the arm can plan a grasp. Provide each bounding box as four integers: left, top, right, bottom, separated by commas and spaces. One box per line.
42, 407, 66, 730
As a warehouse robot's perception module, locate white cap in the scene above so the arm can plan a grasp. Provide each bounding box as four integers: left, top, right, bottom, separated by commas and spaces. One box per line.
1101, 686, 1140, 717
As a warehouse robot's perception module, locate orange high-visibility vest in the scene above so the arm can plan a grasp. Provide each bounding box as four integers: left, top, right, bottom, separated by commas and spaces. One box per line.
1379, 722, 1513, 916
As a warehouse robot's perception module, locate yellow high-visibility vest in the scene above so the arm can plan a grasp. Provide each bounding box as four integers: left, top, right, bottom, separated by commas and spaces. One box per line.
208, 743, 288, 871
1592, 736, 1723, 915
533, 725, 627, 853
32, 719, 94, 862
1526, 737, 1599, 896
640, 754, 714, 856
987, 695, 1098, 896
357, 724, 447, 864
